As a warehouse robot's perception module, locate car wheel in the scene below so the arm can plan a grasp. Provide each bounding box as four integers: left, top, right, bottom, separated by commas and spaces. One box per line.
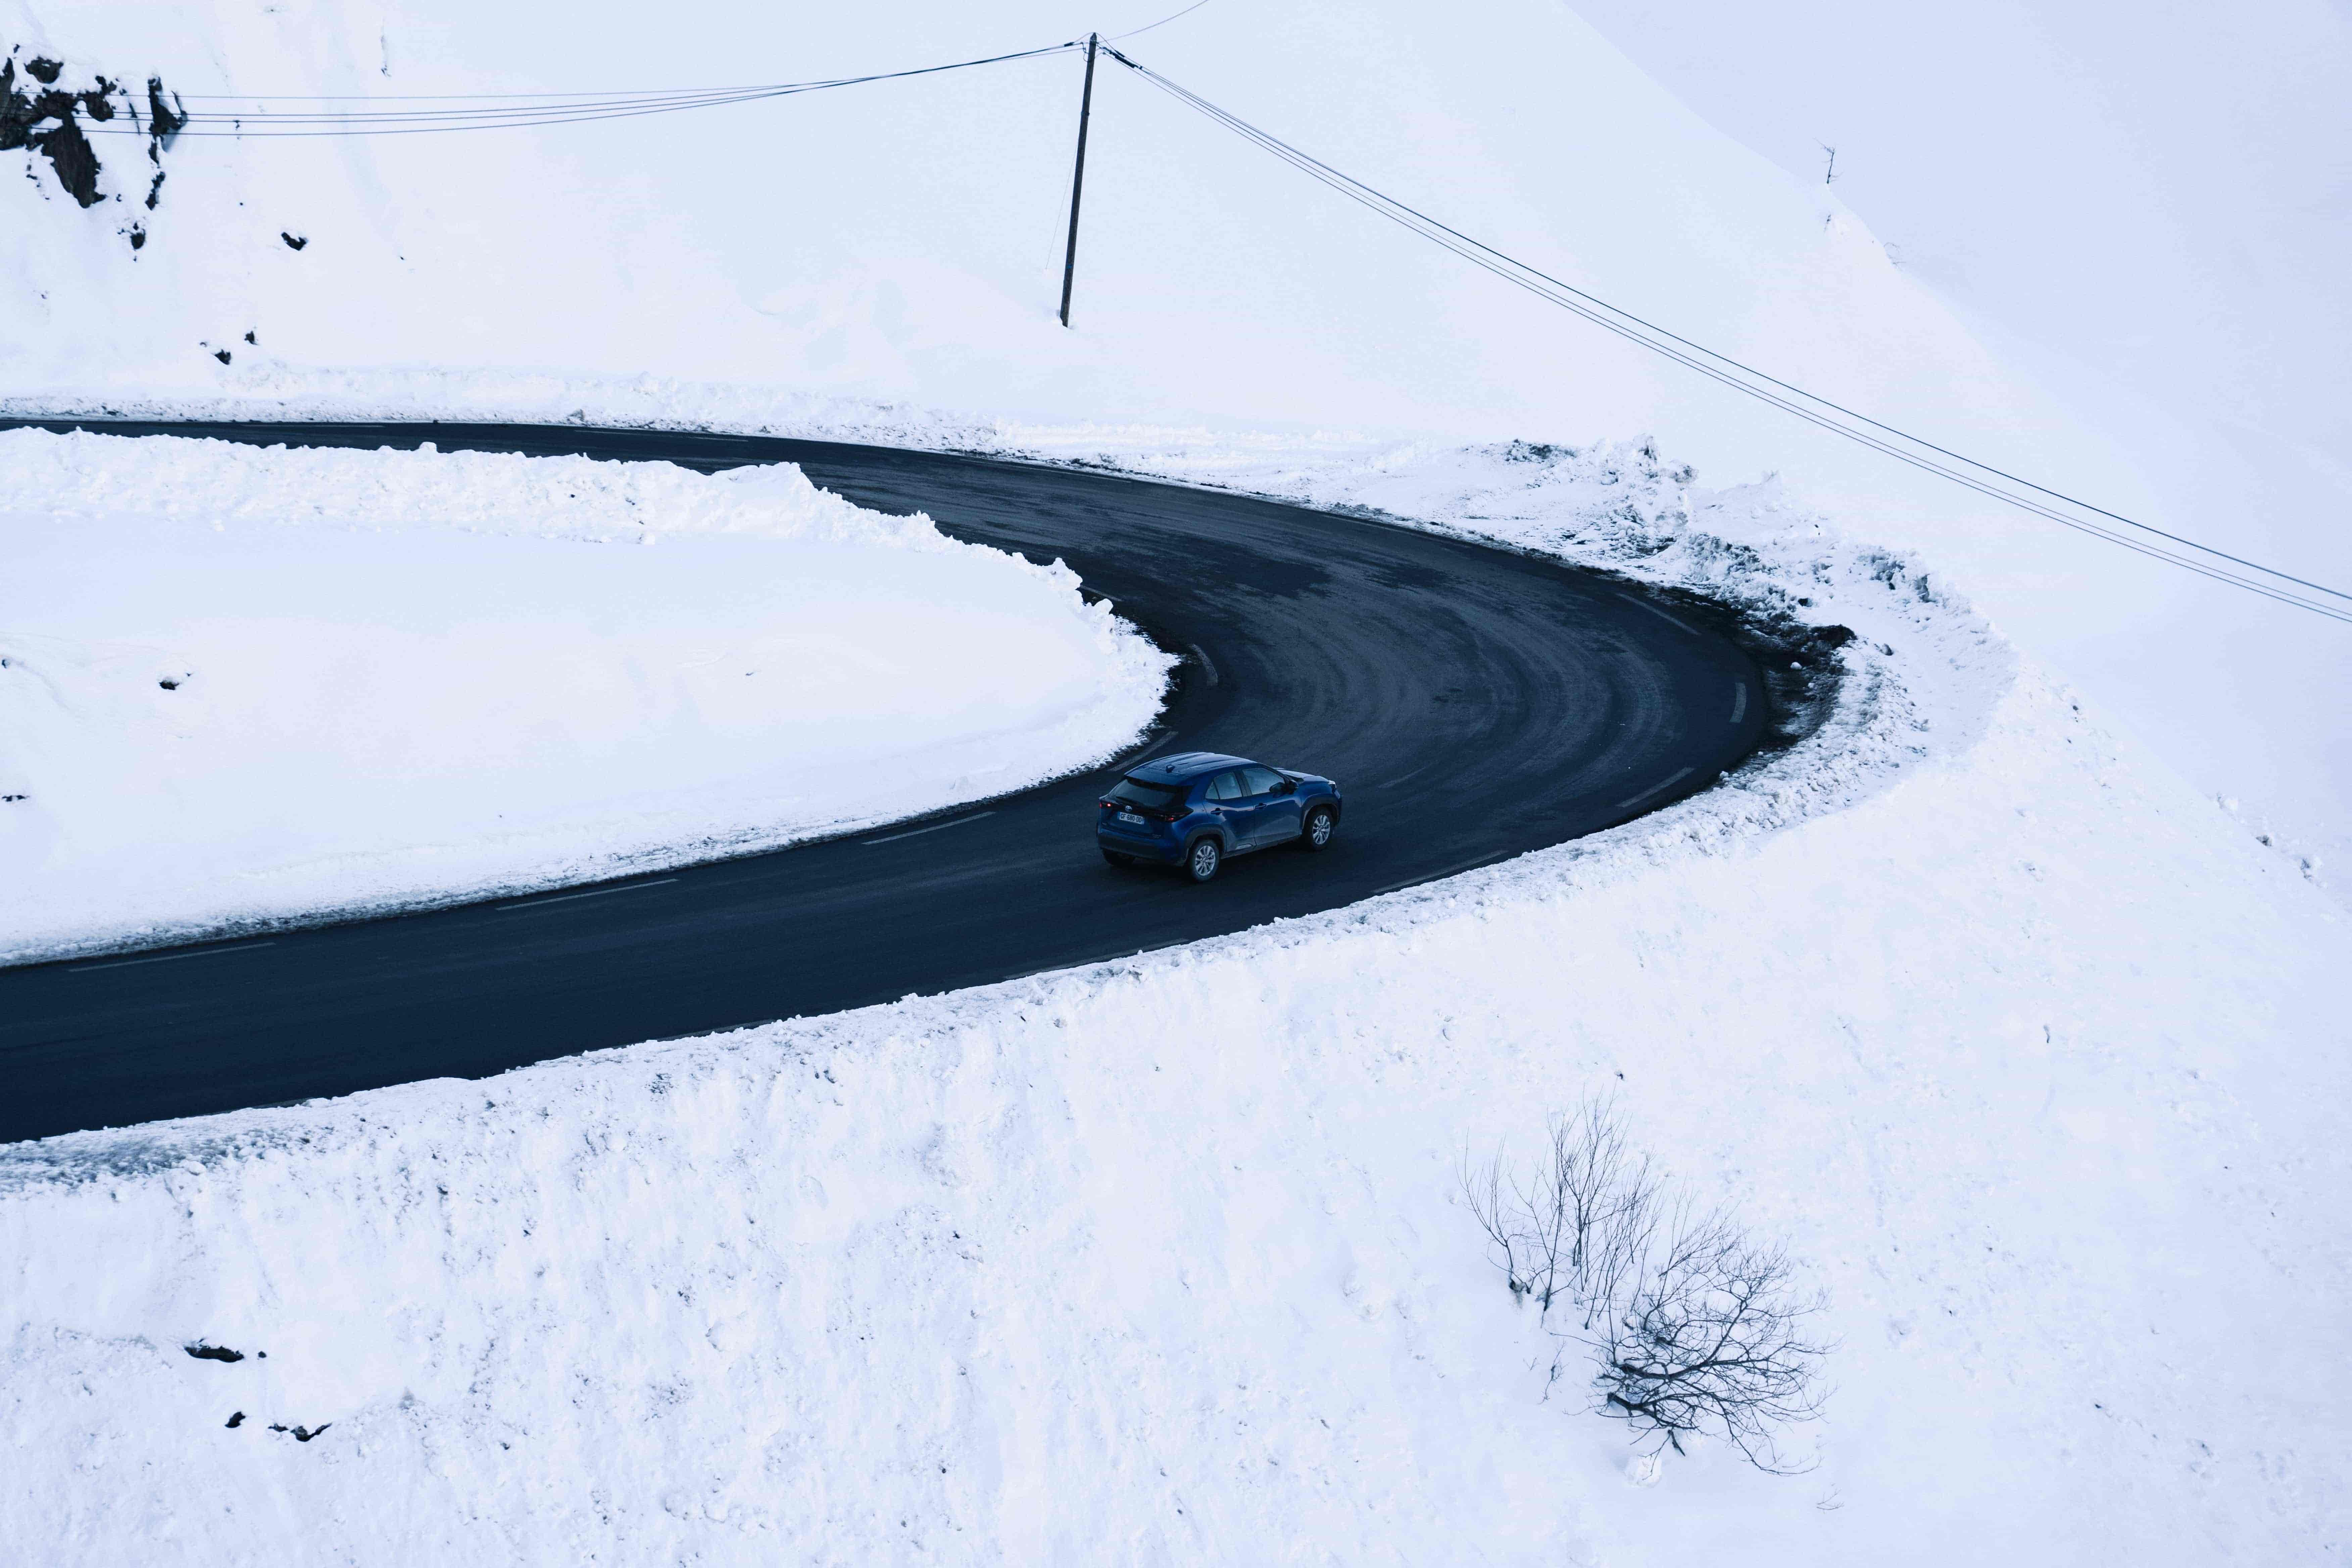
1102, 848, 1139, 868
1298, 806, 1336, 851
1184, 836, 1222, 883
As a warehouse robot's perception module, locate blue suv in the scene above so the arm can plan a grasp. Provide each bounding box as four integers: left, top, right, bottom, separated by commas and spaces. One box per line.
1097, 751, 1343, 882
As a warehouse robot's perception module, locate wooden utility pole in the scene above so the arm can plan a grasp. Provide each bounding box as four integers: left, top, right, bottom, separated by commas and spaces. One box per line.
1058, 33, 1100, 328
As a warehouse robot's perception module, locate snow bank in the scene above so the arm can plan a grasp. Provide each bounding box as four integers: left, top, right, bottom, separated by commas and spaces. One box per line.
0, 428, 1171, 961
3, 410, 2343, 1563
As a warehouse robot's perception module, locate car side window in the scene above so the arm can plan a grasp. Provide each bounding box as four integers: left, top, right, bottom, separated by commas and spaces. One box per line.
1238, 765, 1285, 796
1206, 770, 1243, 802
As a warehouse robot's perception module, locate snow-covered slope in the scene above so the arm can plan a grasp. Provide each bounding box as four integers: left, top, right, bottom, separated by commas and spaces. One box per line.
1563, 0, 2352, 895
0, 429, 1168, 961
3, 0, 2342, 884
3, 0, 2347, 1560
4, 451, 2344, 1561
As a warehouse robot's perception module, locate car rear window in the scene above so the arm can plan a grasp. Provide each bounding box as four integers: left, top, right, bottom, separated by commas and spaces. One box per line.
1107, 777, 1185, 810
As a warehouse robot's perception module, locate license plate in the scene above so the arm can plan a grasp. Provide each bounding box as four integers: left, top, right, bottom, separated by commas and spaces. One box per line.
1117, 811, 1146, 825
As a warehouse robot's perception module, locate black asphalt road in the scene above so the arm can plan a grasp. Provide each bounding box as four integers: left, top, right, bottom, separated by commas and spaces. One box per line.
0, 420, 1772, 1143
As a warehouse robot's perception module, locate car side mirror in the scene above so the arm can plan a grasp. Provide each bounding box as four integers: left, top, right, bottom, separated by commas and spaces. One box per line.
1277, 778, 1297, 795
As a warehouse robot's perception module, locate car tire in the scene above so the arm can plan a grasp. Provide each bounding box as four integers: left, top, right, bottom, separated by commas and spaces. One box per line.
1298, 805, 1336, 851
1184, 836, 1222, 883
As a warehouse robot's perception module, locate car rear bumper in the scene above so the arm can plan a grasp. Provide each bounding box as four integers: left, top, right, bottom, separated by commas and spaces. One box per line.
1097, 824, 1186, 863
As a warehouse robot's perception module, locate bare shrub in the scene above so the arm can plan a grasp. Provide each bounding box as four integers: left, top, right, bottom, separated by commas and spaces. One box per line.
1593, 1202, 1829, 1471
1460, 1100, 1657, 1322
1459, 1099, 1829, 1472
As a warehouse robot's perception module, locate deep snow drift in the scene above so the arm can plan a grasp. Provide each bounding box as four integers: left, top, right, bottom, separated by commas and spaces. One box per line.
0, 429, 1169, 960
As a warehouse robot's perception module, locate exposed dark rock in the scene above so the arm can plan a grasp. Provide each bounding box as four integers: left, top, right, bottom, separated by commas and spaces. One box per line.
1810, 624, 1856, 651
147, 76, 186, 142
1, 59, 102, 206
212, 349, 231, 365
31, 114, 99, 205
184, 1342, 245, 1363
1, 62, 40, 152
281, 232, 308, 251
4, 54, 186, 233
243, 330, 256, 344
225, 1411, 245, 1428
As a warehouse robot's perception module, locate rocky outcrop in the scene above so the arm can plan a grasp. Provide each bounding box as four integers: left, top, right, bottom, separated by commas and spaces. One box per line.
4, 46, 182, 236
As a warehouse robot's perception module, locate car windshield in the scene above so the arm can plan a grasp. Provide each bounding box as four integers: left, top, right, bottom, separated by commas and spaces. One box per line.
1107, 777, 1185, 811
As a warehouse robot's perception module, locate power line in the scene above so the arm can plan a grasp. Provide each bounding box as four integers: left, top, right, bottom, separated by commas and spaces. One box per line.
87, 42, 1081, 138
1103, 46, 2352, 624
1106, 1, 1213, 43
61, 33, 2348, 618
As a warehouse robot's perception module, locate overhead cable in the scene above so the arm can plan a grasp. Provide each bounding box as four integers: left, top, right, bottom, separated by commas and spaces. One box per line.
68, 33, 2348, 619
1105, 46, 2352, 623
88, 42, 1081, 137
1106, 1, 1213, 43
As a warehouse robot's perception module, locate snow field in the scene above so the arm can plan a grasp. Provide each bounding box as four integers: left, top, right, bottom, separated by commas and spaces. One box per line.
3, 0, 2345, 1543
2, 420, 2344, 1562
0, 428, 1173, 961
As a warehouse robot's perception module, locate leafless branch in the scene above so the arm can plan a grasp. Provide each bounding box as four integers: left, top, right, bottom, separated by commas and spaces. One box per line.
1590, 1203, 1831, 1472
1459, 1099, 1831, 1472
1458, 1142, 1534, 1305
